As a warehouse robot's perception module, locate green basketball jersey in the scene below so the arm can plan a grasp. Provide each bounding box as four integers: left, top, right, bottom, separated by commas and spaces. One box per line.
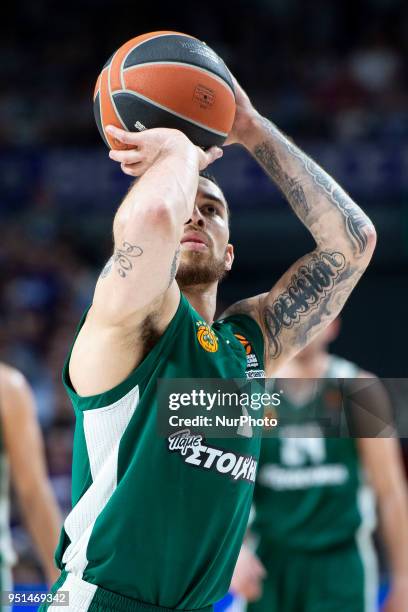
55, 293, 264, 609
252, 356, 376, 551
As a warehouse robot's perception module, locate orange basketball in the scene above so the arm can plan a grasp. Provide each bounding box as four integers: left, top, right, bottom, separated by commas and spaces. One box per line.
93, 31, 236, 150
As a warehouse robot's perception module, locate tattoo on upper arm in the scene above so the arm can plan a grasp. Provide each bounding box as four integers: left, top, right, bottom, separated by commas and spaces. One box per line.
254, 118, 372, 255
263, 251, 347, 358
99, 242, 143, 280
168, 247, 180, 287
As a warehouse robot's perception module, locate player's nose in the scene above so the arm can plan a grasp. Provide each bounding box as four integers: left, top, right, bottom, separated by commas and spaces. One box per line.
185, 206, 205, 227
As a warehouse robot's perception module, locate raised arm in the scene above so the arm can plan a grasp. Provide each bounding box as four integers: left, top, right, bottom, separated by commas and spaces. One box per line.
93, 126, 222, 323
222, 79, 376, 375
70, 127, 221, 395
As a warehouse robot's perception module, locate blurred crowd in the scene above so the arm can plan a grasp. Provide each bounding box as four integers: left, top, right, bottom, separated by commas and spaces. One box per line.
0, 220, 96, 583
1, 0, 408, 147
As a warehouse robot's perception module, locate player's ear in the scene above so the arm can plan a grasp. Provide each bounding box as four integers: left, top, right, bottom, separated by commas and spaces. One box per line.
225, 244, 234, 271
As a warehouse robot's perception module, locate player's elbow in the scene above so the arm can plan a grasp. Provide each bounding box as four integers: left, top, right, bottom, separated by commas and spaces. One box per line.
367, 223, 377, 251
147, 198, 180, 232
115, 197, 178, 239
359, 222, 377, 265
344, 221, 376, 270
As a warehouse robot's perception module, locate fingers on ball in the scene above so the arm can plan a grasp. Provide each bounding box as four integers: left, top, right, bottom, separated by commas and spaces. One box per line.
106, 125, 143, 147
109, 149, 142, 164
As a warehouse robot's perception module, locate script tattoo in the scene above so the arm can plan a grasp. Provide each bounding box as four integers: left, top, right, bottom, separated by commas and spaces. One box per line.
254, 142, 309, 215
113, 242, 143, 278
263, 251, 346, 358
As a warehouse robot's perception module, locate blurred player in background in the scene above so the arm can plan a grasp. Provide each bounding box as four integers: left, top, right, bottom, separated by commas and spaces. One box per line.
231, 321, 408, 612
41, 73, 376, 611
0, 362, 61, 605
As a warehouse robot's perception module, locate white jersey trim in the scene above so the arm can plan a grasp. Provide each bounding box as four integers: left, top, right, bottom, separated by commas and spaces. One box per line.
62, 384, 139, 577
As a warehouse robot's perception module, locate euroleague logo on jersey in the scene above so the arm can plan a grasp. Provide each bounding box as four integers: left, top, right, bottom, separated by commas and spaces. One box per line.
234, 333, 252, 354
168, 429, 257, 483
234, 333, 264, 377
196, 321, 218, 352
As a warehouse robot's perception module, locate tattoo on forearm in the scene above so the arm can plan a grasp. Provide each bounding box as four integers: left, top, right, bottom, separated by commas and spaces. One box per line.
296, 155, 368, 254
168, 247, 180, 287
254, 118, 371, 255
254, 143, 309, 215
263, 251, 346, 358
114, 242, 143, 277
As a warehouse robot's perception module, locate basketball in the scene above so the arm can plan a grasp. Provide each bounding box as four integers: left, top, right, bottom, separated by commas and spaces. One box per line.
93, 31, 236, 150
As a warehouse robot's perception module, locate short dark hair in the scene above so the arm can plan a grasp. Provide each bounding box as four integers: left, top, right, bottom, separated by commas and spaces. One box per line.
199, 169, 220, 188
199, 170, 230, 223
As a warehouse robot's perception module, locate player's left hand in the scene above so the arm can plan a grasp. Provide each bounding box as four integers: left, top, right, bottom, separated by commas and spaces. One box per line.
383, 579, 408, 612
106, 125, 222, 177
224, 75, 259, 147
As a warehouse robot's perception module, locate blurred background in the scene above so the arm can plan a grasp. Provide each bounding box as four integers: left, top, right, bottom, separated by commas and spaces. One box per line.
1, 0, 407, 602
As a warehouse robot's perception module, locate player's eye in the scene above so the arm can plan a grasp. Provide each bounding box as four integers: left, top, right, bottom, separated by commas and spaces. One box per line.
203, 204, 217, 215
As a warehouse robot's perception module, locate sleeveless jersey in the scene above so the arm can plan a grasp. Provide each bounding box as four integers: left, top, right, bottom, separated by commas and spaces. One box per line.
55, 293, 264, 609
252, 356, 376, 551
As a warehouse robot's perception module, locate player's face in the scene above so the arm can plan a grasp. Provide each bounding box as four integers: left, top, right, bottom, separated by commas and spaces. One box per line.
176, 177, 234, 286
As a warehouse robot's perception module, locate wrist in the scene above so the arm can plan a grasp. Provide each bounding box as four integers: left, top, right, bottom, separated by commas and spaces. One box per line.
233, 110, 262, 148
236, 112, 279, 151
160, 136, 200, 175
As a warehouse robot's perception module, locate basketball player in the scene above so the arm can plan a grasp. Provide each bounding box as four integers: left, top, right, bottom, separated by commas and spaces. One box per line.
0, 362, 61, 606
230, 321, 408, 612
42, 77, 376, 611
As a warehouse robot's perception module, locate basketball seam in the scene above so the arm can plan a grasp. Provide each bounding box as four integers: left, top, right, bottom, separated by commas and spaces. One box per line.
120, 33, 187, 91
107, 54, 127, 130
113, 89, 228, 137
122, 61, 235, 97
98, 67, 110, 147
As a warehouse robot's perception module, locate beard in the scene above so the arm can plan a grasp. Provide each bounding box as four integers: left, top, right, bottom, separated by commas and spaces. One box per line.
176, 250, 227, 287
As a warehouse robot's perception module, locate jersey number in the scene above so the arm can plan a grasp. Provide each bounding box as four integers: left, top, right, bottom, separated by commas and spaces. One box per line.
280, 437, 326, 467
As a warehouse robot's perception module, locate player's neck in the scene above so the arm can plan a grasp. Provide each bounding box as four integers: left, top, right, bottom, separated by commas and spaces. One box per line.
181, 284, 218, 324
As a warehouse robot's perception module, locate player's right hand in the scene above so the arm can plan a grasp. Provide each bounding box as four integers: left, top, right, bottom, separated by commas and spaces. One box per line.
106, 125, 222, 177
230, 545, 266, 602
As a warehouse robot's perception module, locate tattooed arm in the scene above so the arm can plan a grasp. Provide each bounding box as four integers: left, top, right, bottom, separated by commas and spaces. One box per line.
69, 127, 221, 395
93, 127, 221, 323
221, 79, 376, 375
